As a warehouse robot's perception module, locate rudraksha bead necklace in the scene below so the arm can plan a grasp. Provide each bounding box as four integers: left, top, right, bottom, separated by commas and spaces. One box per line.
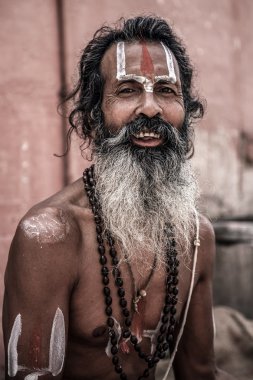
83, 165, 179, 380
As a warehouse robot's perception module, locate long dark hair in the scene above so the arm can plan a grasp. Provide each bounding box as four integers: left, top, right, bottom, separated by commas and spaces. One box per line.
65, 16, 205, 155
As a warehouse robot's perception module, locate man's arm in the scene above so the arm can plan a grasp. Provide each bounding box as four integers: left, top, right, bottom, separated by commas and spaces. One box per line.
173, 216, 236, 380
3, 207, 79, 379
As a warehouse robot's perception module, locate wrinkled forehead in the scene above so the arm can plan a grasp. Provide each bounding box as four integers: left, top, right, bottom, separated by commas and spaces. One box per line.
101, 41, 180, 83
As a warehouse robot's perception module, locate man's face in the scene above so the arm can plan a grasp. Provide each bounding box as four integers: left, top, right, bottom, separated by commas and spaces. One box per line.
100, 41, 185, 148
95, 42, 197, 263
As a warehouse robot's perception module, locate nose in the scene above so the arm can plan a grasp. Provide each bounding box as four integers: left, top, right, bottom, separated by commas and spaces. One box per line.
135, 92, 162, 119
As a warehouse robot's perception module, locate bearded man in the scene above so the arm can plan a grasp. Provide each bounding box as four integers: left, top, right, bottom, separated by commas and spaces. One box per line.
3, 16, 235, 380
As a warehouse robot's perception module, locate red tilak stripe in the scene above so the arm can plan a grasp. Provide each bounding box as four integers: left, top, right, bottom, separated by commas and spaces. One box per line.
140, 43, 154, 76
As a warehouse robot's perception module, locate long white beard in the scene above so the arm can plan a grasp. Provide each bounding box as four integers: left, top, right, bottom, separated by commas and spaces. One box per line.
94, 150, 199, 270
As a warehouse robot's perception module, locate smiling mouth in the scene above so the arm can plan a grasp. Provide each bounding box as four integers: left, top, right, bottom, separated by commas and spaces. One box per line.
131, 131, 164, 147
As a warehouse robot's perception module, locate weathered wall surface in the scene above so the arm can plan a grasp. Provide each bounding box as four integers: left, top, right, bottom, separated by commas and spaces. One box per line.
191, 1, 253, 218
0, 0, 253, 373
0, 0, 63, 371
63, 0, 253, 217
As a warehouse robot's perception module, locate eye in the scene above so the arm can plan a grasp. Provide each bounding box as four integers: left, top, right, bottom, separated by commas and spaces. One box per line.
156, 86, 176, 95
118, 88, 136, 94
117, 85, 140, 98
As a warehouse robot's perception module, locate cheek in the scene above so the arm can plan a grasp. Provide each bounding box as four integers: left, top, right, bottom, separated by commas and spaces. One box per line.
102, 99, 135, 129
164, 101, 185, 129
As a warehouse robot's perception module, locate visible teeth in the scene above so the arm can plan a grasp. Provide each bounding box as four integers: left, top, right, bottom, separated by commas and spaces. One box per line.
133, 131, 161, 139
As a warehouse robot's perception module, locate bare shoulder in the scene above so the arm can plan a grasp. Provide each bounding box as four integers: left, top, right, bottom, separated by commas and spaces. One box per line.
18, 206, 73, 247
198, 213, 215, 240
16, 177, 89, 244
197, 213, 216, 280
6, 178, 91, 283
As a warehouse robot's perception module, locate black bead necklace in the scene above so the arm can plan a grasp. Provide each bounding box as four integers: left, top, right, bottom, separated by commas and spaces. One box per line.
83, 165, 179, 380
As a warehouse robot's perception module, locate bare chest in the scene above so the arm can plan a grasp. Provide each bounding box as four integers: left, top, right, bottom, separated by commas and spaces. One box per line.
68, 237, 193, 352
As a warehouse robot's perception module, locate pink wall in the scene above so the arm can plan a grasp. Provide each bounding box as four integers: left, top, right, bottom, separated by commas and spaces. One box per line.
1, 0, 253, 373
63, 0, 253, 217
0, 0, 63, 370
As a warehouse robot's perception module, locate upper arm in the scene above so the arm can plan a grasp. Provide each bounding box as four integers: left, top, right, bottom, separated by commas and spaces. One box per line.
173, 216, 216, 380
3, 208, 79, 379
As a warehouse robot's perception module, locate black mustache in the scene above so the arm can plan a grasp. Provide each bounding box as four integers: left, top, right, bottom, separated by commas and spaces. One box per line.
115, 116, 186, 151
124, 115, 174, 139
95, 115, 188, 161
96, 115, 188, 176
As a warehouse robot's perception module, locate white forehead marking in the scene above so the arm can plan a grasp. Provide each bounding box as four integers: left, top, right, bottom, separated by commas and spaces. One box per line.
117, 41, 153, 90
116, 41, 177, 92
8, 314, 22, 376
116, 41, 126, 79
160, 42, 177, 84
116, 42, 146, 84
143, 79, 154, 93
49, 307, 65, 375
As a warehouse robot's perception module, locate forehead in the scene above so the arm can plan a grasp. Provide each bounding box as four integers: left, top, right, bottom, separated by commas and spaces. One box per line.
101, 41, 180, 82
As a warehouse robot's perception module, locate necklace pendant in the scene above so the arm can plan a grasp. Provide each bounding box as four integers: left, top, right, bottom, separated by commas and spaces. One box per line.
133, 296, 140, 313
131, 295, 147, 342
139, 289, 147, 298
132, 290, 147, 313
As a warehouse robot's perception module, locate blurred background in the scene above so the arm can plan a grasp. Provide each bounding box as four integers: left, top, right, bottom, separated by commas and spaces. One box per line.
0, 0, 253, 378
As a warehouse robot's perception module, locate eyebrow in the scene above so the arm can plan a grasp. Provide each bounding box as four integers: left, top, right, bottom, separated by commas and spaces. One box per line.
117, 74, 176, 85
117, 74, 146, 84
154, 75, 175, 83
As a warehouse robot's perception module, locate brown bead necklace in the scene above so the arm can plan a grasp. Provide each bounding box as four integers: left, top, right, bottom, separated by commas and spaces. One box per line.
83, 165, 179, 380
